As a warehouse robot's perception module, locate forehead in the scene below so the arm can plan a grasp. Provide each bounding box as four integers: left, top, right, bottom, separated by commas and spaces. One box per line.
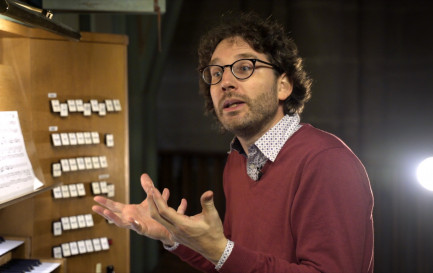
210, 37, 266, 64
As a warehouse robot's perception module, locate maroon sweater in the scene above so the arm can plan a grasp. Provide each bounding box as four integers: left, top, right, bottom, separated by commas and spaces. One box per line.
172, 124, 374, 273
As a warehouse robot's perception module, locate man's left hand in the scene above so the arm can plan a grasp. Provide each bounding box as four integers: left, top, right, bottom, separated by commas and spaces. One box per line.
147, 184, 227, 265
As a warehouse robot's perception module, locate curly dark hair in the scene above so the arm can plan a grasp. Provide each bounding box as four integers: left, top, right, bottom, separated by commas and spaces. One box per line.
198, 12, 312, 117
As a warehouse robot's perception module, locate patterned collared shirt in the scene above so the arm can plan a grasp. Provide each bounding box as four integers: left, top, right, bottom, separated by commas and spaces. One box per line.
230, 114, 302, 181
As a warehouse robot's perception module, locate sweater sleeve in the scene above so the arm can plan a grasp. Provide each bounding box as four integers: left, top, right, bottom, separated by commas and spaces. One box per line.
171, 244, 218, 273
218, 147, 374, 273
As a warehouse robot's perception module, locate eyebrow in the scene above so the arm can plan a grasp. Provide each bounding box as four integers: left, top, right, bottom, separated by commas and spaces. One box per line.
210, 53, 258, 65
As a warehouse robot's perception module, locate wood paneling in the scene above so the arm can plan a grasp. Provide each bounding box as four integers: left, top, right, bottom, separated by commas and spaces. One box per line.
0, 18, 130, 273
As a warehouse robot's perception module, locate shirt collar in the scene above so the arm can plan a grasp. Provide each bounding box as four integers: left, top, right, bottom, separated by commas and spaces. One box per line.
229, 114, 301, 162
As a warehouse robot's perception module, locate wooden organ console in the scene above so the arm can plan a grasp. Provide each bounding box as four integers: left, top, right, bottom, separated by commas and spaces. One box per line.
0, 18, 130, 273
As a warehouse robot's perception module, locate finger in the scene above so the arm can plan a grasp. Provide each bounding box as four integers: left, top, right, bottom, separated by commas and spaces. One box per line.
177, 198, 187, 215
93, 196, 124, 213
200, 191, 217, 214
151, 187, 174, 216
93, 195, 108, 206
152, 187, 189, 227
92, 205, 117, 223
92, 202, 129, 225
128, 218, 143, 234
102, 208, 130, 227
141, 173, 155, 193
92, 205, 106, 217
129, 218, 140, 228
162, 188, 170, 201
147, 188, 175, 228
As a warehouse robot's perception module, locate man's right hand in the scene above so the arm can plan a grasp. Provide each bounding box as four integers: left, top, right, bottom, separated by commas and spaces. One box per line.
92, 173, 187, 246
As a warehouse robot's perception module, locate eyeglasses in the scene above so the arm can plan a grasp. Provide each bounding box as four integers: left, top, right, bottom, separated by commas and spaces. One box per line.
200, 58, 280, 85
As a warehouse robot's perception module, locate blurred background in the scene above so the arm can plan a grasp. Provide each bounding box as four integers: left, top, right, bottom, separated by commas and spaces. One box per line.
8, 0, 433, 272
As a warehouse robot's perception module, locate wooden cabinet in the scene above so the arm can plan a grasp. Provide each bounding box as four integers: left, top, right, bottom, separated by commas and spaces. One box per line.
0, 18, 130, 273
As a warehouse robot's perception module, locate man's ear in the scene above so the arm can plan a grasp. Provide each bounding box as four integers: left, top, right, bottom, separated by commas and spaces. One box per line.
277, 73, 293, 101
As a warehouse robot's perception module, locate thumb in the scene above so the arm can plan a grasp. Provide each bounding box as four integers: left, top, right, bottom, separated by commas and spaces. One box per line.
140, 173, 154, 193
200, 191, 216, 213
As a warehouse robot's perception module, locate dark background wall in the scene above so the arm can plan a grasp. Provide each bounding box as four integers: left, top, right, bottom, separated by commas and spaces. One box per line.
49, 0, 433, 272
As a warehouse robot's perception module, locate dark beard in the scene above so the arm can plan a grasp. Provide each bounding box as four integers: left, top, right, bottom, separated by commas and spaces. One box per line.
216, 84, 279, 138
225, 102, 278, 139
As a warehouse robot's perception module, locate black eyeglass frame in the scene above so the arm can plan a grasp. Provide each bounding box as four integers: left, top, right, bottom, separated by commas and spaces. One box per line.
200, 58, 281, 85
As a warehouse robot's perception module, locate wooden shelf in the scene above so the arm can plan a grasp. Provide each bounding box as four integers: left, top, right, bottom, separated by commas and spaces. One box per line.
0, 182, 62, 210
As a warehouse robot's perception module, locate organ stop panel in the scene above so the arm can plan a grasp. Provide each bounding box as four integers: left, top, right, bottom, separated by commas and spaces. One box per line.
0, 18, 130, 273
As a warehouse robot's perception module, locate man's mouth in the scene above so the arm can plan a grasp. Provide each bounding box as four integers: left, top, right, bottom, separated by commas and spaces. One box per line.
223, 99, 245, 109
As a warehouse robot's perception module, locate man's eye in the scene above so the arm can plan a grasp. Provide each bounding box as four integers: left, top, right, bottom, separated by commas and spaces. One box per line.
234, 63, 253, 74
212, 71, 222, 78
241, 65, 252, 71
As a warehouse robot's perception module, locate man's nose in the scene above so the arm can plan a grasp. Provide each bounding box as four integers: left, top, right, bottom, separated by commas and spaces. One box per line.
220, 67, 236, 91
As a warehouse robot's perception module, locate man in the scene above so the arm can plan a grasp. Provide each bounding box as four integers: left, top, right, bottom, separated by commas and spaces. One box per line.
93, 13, 374, 273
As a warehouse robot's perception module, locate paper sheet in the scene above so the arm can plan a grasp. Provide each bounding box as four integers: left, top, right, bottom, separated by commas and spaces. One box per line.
0, 111, 43, 203
0, 239, 24, 256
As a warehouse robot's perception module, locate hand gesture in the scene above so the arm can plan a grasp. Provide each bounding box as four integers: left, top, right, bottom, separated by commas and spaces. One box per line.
147, 187, 228, 264
92, 174, 187, 246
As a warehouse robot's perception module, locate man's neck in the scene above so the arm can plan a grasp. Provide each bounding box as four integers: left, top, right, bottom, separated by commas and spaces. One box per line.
237, 133, 264, 155
236, 112, 285, 155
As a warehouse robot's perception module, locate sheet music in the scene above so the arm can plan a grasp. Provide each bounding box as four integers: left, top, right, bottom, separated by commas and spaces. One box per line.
31, 261, 61, 273
0, 111, 43, 203
0, 239, 24, 256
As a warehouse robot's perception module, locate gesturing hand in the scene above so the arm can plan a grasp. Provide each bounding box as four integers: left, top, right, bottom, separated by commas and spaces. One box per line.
92, 174, 187, 246
147, 186, 228, 264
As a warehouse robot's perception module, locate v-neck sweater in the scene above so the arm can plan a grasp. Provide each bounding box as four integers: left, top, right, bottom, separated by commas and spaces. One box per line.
172, 124, 374, 273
